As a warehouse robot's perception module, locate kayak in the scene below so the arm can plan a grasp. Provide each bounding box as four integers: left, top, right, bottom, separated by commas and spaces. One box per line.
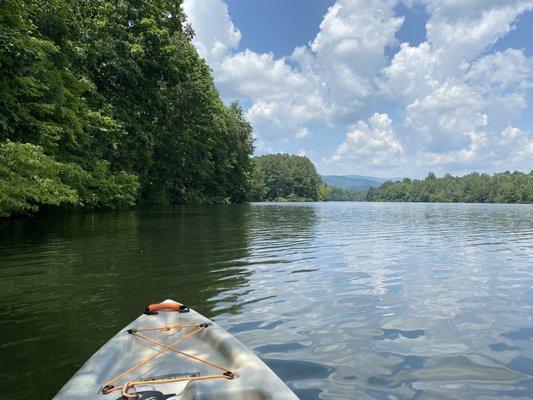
54, 300, 298, 400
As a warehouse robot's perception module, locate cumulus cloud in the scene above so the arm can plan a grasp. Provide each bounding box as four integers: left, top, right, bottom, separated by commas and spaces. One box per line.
499, 126, 533, 163
295, 127, 311, 139
330, 113, 404, 166
405, 82, 488, 152
183, 0, 533, 175
380, 42, 441, 104
500, 126, 526, 146
516, 141, 533, 161
182, 0, 241, 64
424, 0, 533, 64
465, 49, 532, 91
309, 0, 403, 100
184, 0, 404, 140
217, 50, 312, 101
378, 1, 533, 170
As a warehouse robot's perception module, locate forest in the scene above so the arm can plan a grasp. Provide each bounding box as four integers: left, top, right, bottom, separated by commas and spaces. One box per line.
0, 0, 253, 218
250, 154, 323, 201
1, 1, 531, 219
319, 185, 367, 201
367, 171, 533, 204
249, 158, 532, 204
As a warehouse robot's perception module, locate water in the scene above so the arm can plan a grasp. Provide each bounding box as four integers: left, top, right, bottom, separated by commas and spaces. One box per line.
1, 202, 532, 399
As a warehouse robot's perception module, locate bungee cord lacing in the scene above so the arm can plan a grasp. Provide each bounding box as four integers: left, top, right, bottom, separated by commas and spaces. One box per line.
100, 304, 234, 399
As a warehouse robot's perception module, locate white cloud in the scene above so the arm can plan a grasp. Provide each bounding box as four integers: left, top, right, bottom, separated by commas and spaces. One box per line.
295, 127, 311, 139
465, 49, 532, 91
378, 1, 533, 171
424, 1, 533, 64
310, 0, 403, 78
500, 126, 526, 146
405, 82, 488, 152
183, 0, 241, 64
499, 126, 533, 162
183, 0, 533, 175
380, 41, 442, 104
516, 141, 533, 161
300, 0, 404, 118
331, 113, 404, 166
402, 47, 530, 159
217, 50, 311, 101
185, 0, 404, 142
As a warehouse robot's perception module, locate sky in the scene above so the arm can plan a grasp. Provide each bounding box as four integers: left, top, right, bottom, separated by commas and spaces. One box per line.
182, 0, 533, 178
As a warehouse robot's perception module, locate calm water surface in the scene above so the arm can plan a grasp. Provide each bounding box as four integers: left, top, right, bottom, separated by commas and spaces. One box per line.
1, 203, 532, 399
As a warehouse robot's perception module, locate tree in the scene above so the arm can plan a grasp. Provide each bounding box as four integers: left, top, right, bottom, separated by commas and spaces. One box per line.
73, 0, 254, 203
367, 171, 532, 204
0, 141, 77, 217
0, 141, 139, 218
0, 0, 255, 217
251, 154, 322, 201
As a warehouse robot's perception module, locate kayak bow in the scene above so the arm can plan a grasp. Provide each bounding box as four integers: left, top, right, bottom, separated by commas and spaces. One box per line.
54, 300, 298, 400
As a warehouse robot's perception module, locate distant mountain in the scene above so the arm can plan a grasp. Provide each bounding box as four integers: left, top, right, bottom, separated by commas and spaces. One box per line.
320, 174, 398, 189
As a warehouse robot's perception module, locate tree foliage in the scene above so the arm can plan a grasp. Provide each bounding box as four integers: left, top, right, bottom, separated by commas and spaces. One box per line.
367, 171, 533, 203
251, 154, 322, 201
0, 141, 77, 217
60, 160, 139, 209
323, 186, 368, 201
0, 141, 139, 217
0, 0, 254, 217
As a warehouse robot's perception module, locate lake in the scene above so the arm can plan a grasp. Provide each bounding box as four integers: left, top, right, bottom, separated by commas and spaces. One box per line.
1, 202, 532, 399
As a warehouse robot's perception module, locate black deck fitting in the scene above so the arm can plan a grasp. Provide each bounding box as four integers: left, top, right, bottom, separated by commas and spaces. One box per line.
223, 371, 235, 379
101, 384, 114, 394
127, 328, 137, 334
198, 323, 210, 329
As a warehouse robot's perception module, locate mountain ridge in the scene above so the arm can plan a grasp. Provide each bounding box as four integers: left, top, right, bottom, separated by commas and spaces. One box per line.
320, 174, 399, 189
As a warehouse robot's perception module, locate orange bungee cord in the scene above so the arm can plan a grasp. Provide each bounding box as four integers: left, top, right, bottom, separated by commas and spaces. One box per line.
100, 302, 235, 398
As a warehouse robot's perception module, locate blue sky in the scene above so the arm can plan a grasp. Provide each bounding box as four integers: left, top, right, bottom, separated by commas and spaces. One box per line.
225, 0, 335, 58
183, 0, 532, 177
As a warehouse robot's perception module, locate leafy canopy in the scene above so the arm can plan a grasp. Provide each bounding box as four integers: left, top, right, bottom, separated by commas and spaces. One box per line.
251, 154, 322, 202
0, 0, 255, 217
367, 171, 533, 204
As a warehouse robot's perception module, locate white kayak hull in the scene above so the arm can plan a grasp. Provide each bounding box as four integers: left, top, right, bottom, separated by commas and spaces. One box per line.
53, 300, 298, 400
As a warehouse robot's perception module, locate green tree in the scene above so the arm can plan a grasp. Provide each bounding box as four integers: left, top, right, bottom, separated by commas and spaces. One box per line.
0, 141, 139, 218
318, 182, 333, 201
0, 141, 77, 217
74, 0, 253, 203
1, 0, 88, 154
0, 0, 255, 217
251, 154, 322, 201
367, 171, 533, 204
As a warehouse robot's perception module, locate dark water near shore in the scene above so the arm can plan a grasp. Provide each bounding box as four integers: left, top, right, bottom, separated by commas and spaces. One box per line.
1, 202, 532, 399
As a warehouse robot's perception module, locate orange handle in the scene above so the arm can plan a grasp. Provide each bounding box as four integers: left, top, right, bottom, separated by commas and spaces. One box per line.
144, 302, 189, 314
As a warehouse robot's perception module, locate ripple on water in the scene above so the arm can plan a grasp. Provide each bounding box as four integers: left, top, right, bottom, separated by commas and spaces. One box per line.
1, 203, 532, 399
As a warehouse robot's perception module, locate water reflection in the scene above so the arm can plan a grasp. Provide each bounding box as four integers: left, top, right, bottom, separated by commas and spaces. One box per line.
213, 203, 533, 399
0, 205, 254, 399
1, 202, 532, 399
